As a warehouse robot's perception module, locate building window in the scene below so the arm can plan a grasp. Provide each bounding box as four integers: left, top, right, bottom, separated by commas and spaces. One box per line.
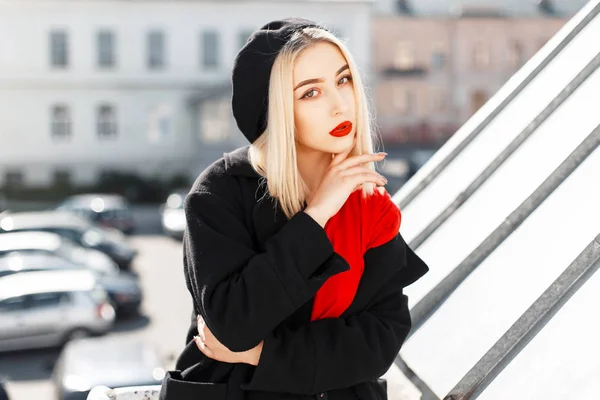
509, 40, 524, 69
473, 41, 491, 70
396, 0, 413, 14
430, 88, 446, 112
5, 170, 23, 187
537, 0, 555, 14
200, 99, 231, 143
50, 30, 69, 68
147, 30, 165, 69
148, 104, 173, 144
393, 88, 414, 115
53, 170, 71, 187
430, 42, 447, 71
202, 31, 220, 69
393, 41, 415, 70
471, 90, 487, 114
97, 30, 115, 68
431, 52, 447, 70
51, 105, 71, 140
97, 104, 118, 139
238, 30, 254, 50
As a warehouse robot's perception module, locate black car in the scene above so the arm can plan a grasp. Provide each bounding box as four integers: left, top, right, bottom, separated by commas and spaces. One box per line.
0, 211, 137, 270
52, 336, 165, 400
56, 194, 135, 235
0, 194, 7, 214
0, 377, 9, 400
0, 253, 142, 316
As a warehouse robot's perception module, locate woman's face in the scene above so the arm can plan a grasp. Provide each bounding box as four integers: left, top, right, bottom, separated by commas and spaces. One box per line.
293, 41, 356, 154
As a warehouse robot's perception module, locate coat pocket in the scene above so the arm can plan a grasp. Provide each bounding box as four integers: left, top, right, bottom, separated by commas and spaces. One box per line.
159, 370, 227, 400
352, 378, 388, 400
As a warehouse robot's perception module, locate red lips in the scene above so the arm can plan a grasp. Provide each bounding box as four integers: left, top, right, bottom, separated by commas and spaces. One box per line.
329, 121, 353, 137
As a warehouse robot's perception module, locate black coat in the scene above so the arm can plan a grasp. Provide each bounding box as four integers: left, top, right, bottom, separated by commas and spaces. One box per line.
159, 146, 429, 400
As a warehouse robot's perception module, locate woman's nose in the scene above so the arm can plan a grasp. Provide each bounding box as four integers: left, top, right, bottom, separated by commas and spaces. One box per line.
331, 91, 349, 116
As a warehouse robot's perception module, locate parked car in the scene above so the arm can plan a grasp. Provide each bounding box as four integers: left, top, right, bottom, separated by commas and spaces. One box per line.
159, 189, 187, 240
0, 231, 119, 276
0, 253, 142, 316
0, 377, 9, 400
56, 194, 136, 235
52, 336, 165, 400
0, 194, 6, 214
0, 270, 115, 352
0, 211, 137, 270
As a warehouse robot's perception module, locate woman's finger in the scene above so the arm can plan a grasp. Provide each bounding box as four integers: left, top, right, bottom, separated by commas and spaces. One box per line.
196, 315, 206, 341
194, 335, 213, 358
338, 165, 373, 177
336, 152, 386, 171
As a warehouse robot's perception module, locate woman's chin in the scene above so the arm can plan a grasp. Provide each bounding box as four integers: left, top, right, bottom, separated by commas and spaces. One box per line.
329, 133, 355, 152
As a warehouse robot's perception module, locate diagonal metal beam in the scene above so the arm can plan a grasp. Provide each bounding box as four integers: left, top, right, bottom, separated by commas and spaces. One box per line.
398, 1, 600, 210
444, 233, 600, 400
409, 122, 600, 337
410, 50, 600, 250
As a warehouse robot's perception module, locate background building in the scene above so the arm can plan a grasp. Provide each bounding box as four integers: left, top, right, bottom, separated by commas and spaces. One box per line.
0, 0, 372, 189
372, 0, 588, 145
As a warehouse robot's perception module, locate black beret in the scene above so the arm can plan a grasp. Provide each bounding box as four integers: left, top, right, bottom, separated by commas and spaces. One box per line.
231, 18, 328, 144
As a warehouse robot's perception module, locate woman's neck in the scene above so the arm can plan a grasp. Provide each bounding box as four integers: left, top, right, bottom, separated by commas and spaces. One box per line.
296, 145, 332, 203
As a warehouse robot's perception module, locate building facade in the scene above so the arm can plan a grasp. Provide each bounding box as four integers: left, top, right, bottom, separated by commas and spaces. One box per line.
372, 0, 588, 145
0, 0, 372, 188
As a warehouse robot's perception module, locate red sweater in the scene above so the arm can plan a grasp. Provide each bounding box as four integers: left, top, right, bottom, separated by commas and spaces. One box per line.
311, 188, 402, 321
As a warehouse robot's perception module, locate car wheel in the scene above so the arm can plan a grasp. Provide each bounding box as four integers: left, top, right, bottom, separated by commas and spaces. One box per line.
64, 328, 90, 343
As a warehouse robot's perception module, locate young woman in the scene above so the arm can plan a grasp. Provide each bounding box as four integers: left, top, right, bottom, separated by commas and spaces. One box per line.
159, 18, 429, 400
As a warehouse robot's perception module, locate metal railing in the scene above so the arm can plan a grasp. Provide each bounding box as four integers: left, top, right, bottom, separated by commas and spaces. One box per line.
397, 0, 600, 211
445, 233, 600, 399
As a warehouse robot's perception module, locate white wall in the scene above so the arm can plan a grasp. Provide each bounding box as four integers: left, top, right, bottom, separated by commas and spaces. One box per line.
0, 0, 373, 186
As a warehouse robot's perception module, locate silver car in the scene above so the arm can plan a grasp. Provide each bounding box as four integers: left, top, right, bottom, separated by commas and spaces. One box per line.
53, 336, 165, 400
0, 231, 119, 276
0, 270, 116, 352
0, 211, 137, 270
160, 189, 187, 240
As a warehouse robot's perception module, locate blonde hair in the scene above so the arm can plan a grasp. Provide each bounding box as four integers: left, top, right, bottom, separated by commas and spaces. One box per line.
248, 27, 381, 219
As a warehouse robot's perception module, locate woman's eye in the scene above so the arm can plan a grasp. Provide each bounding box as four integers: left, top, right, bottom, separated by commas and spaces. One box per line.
302, 89, 318, 99
339, 75, 353, 85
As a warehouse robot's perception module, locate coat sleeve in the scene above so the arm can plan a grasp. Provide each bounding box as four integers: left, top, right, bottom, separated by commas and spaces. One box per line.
183, 188, 349, 353
240, 234, 429, 395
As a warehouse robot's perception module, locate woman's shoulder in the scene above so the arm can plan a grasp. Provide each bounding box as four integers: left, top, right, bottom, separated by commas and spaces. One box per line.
189, 146, 259, 197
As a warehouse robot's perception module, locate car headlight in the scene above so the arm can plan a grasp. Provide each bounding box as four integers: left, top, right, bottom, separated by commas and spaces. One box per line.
63, 374, 91, 392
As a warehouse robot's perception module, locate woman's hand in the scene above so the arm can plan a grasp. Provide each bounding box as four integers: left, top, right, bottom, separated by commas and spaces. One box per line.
194, 315, 264, 366
304, 140, 387, 227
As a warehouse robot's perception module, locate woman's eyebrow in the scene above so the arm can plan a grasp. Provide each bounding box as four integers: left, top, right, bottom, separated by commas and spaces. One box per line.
293, 64, 350, 91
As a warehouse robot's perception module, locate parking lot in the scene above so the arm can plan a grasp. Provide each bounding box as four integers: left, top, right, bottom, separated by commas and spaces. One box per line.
0, 203, 420, 400
0, 207, 191, 400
